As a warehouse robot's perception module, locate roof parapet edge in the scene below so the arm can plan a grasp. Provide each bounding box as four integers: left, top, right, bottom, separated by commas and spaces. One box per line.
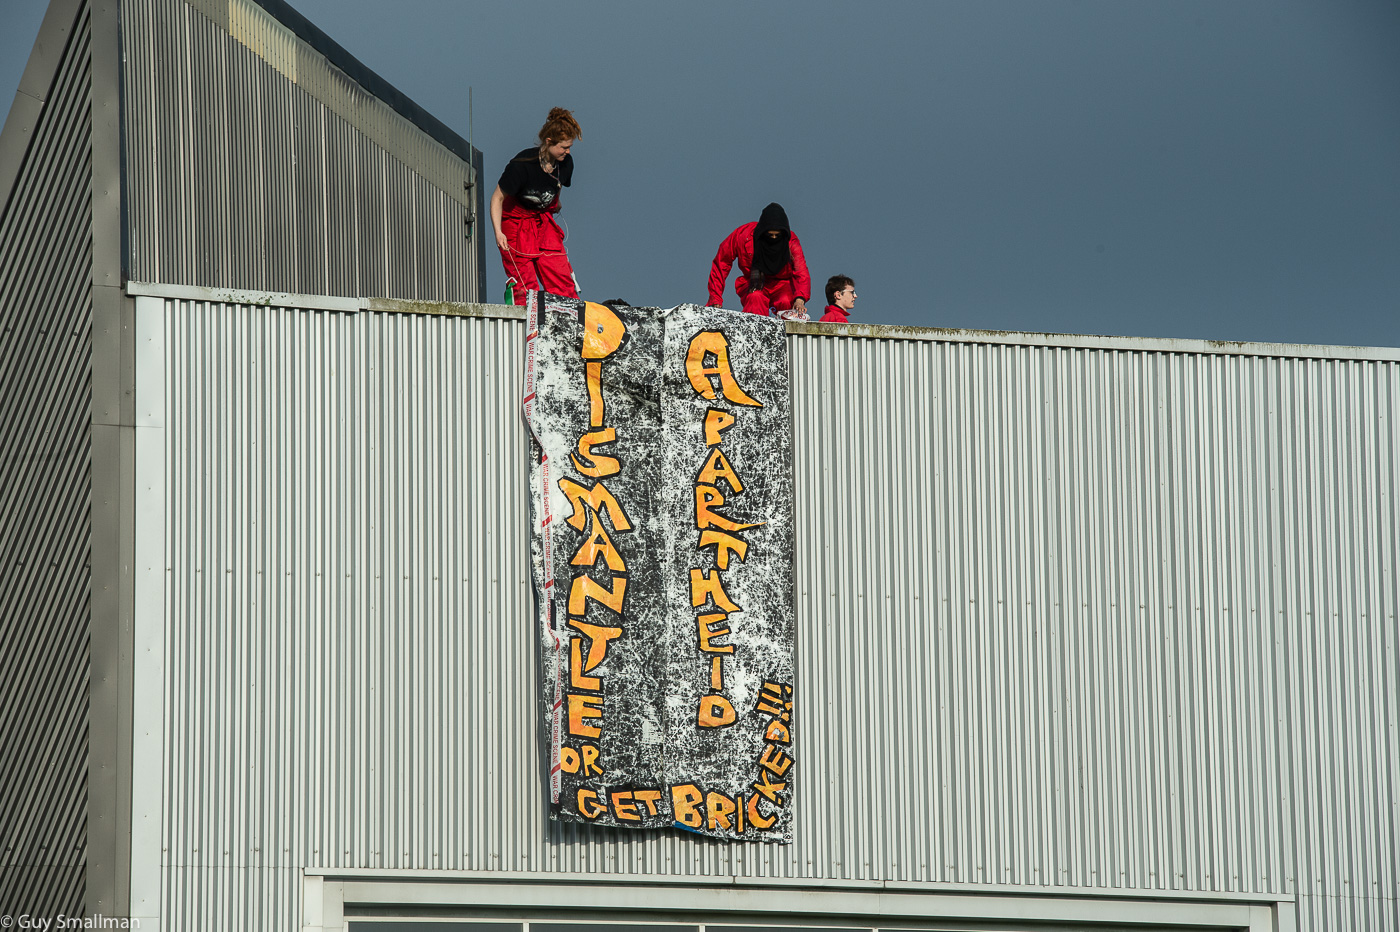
787, 319, 1400, 362
125, 283, 1400, 361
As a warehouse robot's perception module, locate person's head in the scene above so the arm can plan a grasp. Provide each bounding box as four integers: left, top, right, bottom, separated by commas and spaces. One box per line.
538, 107, 582, 162
826, 275, 856, 309
752, 202, 792, 269
756, 203, 790, 238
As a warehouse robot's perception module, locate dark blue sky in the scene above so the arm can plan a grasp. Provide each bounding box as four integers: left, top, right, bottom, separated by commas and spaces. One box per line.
4, 0, 1398, 347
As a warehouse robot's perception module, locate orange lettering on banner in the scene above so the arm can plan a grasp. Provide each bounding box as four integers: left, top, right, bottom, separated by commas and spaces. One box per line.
556, 302, 636, 825
581, 743, 603, 776
571, 428, 620, 477
748, 680, 794, 821
705, 792, 737, 831
697, 446, 744, 493
683, 327, 777, 790
634, 789, 663, 816
611, 790, 641, 822
568, 574, 627, 616
697, 694, 736, 728
577, 788, 607, 819
567, 619, 623, 673
698, 529, 748, 569
570, 521, 625, 571
567, 693, 603, 738
695, 485, 763, 532
559, 478, 633, 533
569, 637, 600, 690
755, 681, 792, 721
703, 408, 736, 446
696, 613, 734, 653
764, 718, 791, 744
760, 744, 794, 778
670, 783, 705, 828
585, 361, 605, 428
686, 331, 762, 407
751, 767, 786, 805
581, 301, 626, 359
689, 567, 740, 612
746, 791, 778, 829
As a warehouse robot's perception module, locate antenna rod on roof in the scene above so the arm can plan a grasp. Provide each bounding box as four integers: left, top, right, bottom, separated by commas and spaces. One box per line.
465, 86, 477, 239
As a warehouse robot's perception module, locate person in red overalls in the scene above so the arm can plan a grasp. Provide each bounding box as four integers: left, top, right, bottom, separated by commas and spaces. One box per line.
491, 108, 582, 305
706, 203, 811, 319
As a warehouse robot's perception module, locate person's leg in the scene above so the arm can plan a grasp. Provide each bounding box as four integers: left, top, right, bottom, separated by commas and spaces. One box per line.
530, 216, 578, 298
740, 288, 771, 315
499, 216, 540, 305
500, 249, 539, 305
534, 251, 579, 299
765, 280, 796, 311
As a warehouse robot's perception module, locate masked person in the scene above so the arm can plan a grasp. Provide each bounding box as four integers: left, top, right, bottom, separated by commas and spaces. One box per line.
820, 275, 856, 322
706, 203, 811, 319
491, 107, 581, 305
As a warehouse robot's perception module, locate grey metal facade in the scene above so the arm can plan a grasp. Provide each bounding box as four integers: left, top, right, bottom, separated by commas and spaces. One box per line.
0, 0, 93, 918
120, 0, 486, 302
1, 0, 491, 917
131, 290, 1399, 932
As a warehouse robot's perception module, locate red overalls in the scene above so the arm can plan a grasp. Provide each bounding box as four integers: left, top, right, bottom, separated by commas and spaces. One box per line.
499, 196, 577, 305
706, 222, 811, 316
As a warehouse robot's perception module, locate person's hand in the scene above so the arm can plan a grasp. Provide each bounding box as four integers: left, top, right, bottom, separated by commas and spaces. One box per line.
793, 298, 807, 314
496, 230, 510, 252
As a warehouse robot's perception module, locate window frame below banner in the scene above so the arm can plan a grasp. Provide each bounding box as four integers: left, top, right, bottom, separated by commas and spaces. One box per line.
304, 873, 1291, 932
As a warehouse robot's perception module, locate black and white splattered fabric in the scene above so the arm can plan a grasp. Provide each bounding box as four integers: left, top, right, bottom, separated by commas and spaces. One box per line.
523, 293, 795, 842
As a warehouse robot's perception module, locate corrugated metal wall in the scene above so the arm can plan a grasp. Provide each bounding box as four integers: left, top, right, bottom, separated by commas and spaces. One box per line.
789, 335, 1399, 932
149, 299, 1399, 932
0, 1, 92, 917
120, 0, 482, 302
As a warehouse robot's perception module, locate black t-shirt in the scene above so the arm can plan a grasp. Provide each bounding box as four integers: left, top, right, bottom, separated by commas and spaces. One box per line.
497, 147, 573, 211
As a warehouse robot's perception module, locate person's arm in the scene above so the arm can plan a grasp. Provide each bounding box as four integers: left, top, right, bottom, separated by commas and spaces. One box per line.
491, 185, 508, 252
707, 228, 738, 306
789, 234, 811, 314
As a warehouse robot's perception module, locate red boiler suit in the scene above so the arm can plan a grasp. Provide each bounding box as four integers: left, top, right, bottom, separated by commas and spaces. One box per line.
707, 222, 811, 316
499, 197, 577, 304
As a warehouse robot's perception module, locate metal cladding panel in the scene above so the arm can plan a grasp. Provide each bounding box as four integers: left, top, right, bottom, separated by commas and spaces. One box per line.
160, 866, 300, 931
0, 1, 92, 918
153, 303, 1398, 931
120, 0, 481, 302
788, 335, 1398, 930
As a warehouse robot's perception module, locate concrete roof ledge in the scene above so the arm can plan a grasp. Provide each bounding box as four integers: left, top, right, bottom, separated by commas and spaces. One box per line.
126, 282, 1400, 361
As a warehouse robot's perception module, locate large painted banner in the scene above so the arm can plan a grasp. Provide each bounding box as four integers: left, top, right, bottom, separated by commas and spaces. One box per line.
523, 293, 795, 842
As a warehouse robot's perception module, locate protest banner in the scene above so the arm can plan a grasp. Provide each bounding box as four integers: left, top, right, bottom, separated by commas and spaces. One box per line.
523, 295, 795, 841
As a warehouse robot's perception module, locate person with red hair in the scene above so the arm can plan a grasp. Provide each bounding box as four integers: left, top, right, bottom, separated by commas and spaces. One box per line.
491, 107, 582, 305
706, 203, 811, 319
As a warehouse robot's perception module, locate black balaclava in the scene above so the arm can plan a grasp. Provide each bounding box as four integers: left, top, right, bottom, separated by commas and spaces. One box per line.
750, 202, 791, 288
